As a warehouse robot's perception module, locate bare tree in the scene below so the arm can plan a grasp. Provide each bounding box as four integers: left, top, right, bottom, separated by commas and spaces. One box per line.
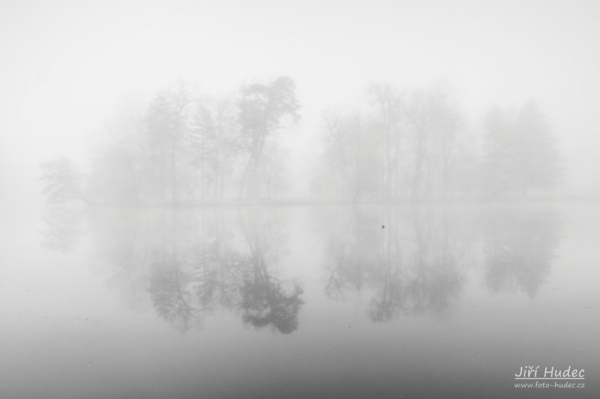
314, 85, 467, 201
191, 97, 239, 200
314, 111, 380, 200
368, 83, 406, 199
145, 83, 195, 202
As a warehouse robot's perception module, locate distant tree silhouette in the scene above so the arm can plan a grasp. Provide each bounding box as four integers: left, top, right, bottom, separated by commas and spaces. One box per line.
404, 88, 464, 198
82, 78, 300, 204
145, 84, 195, 201
191, 98, 239, 199
482, 102, 561, 197
368, 83, 405, 199
316, 111, 380, 200
238, 76, 300, 199
312, 85, 466, 200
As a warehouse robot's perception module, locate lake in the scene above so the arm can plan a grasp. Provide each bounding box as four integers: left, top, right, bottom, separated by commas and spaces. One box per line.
1, 202, 598, 398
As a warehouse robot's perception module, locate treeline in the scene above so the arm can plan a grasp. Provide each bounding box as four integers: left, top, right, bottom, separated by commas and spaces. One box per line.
41, 76, 300, 205
94, 76, 300, 204
40, 78, 561, 205
311, 84, 561, 200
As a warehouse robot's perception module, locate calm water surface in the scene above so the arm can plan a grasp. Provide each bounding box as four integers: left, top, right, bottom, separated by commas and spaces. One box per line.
1, 203, 599, 398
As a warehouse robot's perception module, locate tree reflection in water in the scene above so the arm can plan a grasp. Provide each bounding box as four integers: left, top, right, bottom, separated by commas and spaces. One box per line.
238, 210, 303, 334
40, 203, 561, 329
42, 207, 303, 334
319, 205, 470, 322
482, 205, 562, 298
318, 204, 561, 322
146, 209, 303, 333
370, 207, 467, 322
149, 264, 210, 332
40, 207, 85, 252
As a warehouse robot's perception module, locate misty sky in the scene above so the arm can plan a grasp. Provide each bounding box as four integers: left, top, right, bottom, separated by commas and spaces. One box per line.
1, 0, 600, 197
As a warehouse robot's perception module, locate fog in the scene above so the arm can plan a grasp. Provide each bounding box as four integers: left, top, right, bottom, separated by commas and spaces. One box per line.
2, 1, 600, 398
2, 0, 600, 201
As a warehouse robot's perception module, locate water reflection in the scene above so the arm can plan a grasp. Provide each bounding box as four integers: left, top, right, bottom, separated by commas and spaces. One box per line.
369, 207, 469, 322
238, 212, 304, 334
482, 206, 562, 297
41, 203, 562, 329
317, 204, 562, 321
40, 207, 84, 252
318, 206, 471, 321
44, 207, 304, 334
